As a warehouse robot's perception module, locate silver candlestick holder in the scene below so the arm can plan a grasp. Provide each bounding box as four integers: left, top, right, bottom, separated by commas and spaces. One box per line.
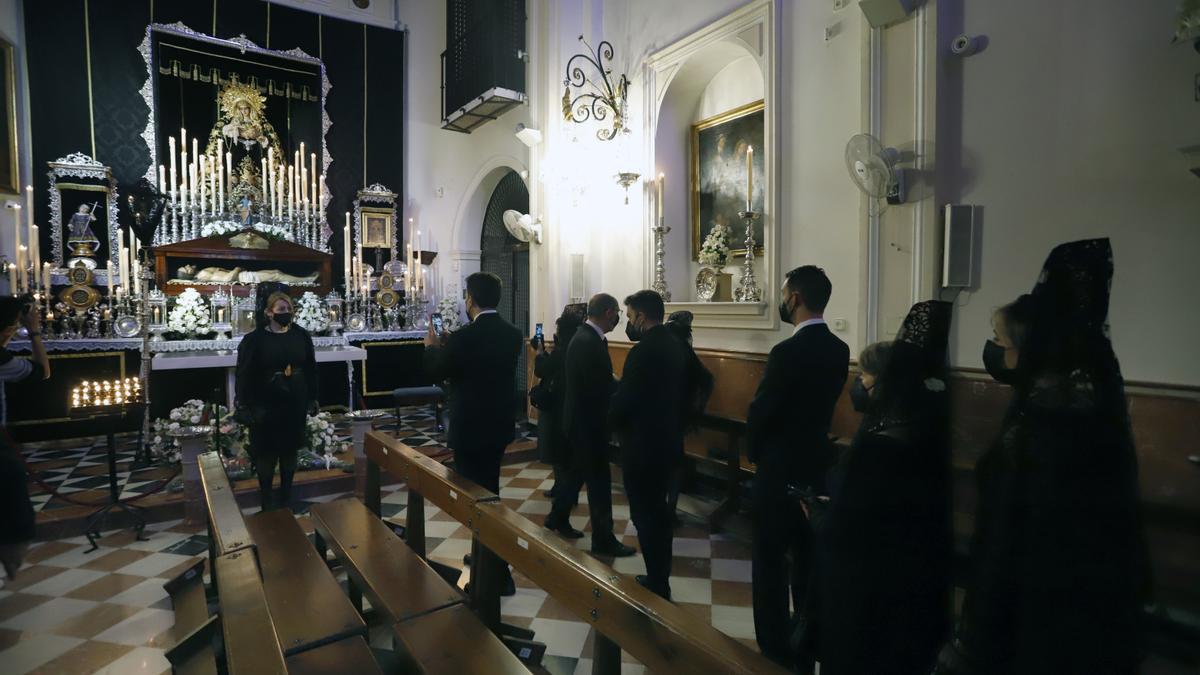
734, 209, 762, 303
651, 217, 671, 302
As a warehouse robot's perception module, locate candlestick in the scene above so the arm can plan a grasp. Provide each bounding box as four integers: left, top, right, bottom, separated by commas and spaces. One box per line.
746, 146, 754, 211
343, 212, 351, 294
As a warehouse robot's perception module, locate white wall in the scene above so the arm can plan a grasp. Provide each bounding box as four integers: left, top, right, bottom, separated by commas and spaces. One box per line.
396, 0, 532, 302
532, 0, 865, 354
940, 0, 1200, 384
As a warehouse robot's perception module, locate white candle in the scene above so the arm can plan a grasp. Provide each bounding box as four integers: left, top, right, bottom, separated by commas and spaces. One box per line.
746, 145, 754, 211
23, 186, 33, 248
131, 236, 140, 292
180, 150, 188, 208
225, 152, 233, 204
288, 165, 295, 220
42, 263, 50, 293
16, 245, 25, 292
31, 225, 39, 290
180, 128, 186, 160
12, 205, 20, 284
117, 229, 127, 289
209, 155, 217, 213
657, 173, 664, 223
158, 165, 166, 194
217, 137, 224, 208
169, 137, 177, 200
7, 264, 15, 296
343, 212, 351, 293
106, 261, 114, 297
310, 154, 317, 215
199, 155, 208, 214
191, 137, 198, 166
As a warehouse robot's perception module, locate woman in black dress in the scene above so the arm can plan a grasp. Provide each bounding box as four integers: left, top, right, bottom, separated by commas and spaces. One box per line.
937, 238, 1147, 675
814, 300, 954, 675
537, 313, 582, 534
235, 291, 318, 511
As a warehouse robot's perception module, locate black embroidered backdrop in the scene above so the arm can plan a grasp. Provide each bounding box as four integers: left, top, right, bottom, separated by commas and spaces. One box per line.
23, 0, 404, 287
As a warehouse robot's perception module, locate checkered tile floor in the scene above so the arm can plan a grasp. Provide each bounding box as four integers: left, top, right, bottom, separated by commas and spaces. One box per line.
20, 406, 537, 518
0, 460, 755, 674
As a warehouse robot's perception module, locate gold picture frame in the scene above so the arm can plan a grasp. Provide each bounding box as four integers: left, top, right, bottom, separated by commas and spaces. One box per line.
691, 100, 764, 260
360, 207, 393, 249
0, 37, 18, 195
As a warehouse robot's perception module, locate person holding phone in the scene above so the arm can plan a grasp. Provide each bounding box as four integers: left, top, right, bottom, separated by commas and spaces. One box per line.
534, 312, 582, 535
235, 292, 318, 512
424, 272, 523, 595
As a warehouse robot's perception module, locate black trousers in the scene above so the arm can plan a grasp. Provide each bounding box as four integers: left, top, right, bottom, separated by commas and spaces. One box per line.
751, 466, 814, 664
256, 452, 297, 512
624, 461, 674, 591
452, 441, 506, 494
548, 439, 615, 543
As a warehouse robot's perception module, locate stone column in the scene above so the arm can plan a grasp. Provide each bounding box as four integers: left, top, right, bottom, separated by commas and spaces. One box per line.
344, 410, 384, 500
171, 426, 214, 525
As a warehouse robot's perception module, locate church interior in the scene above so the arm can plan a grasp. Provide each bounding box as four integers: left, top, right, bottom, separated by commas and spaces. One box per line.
0, 0, 1197, 673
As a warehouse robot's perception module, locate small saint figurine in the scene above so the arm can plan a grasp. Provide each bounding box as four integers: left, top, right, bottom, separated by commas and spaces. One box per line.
238, 196, 254, 226
68, 203, 99, 242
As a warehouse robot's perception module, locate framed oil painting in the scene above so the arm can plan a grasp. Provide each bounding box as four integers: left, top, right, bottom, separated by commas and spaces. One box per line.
0, 37, 18, 195
691, 100, 764, 260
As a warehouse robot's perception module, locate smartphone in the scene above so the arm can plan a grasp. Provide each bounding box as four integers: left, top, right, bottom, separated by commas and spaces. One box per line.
534, 323, 544, 345
431, 312, 444, 335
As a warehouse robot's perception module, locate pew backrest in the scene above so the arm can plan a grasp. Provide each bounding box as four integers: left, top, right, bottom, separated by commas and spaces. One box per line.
214, 549, 286, 675
198, 451, 252, 555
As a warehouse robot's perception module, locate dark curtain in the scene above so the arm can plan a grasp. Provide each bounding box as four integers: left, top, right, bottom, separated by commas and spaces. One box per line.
22, 0, 404, 289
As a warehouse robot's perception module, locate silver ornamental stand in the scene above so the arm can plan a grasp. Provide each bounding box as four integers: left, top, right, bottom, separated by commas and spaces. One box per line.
650, 217, 671, 301
733, 210, 762, 303
135, 255, 154, 469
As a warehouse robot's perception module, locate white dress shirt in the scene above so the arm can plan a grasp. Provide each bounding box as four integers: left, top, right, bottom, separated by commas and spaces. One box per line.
472, 309, 498, 322
585, 319, 607, 340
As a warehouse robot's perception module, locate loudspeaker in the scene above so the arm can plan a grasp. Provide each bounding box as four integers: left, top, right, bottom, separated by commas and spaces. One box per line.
569, 254, 586, 302
859, 0, 917, 28
942, 204, 977, 288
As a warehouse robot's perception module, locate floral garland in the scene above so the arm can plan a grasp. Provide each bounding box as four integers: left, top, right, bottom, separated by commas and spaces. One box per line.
297, 411, 350, 470
698, 222, 732, 267
167, 288, 212, 335
252, 222, 293, 241
199, 220, 242, 238
437, 295, 463, 332
295, 291, 329, 334
148, 399, 245, 464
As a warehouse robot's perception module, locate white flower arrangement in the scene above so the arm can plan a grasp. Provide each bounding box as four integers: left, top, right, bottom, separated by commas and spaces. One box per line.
252, 222, 293, 241
299, 411, 350, 469
148, 399, 245, 464
167, 288, 212, 335
295, 291, 329, 333
437, 295, 462, 332
200, 220, 242, 238
698, 222, 732, 267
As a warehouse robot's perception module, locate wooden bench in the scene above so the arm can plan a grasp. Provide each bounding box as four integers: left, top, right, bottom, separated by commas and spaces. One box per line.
163, 557, 217, 675
243, 508, 368, 656
214, 548, 287, 674
283, 635, 382, 675
365, 430, 787, 675
309, 497, 530, 674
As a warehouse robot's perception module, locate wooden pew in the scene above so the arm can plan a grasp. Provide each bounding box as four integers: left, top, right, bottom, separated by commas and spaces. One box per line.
284, 636, 382, 675
364, 430, 787, 675
309, 497, 530, 674
214, 548, 287, 675
163, 558, 217, 675
198, 452, 254, 556
243, 508, 369, 656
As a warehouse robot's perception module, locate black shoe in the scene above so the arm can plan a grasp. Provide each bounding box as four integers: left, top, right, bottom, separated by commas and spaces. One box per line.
635, 574, 671, 601
591, 538, 636, 557
502, 573, 516, 597
544, 518, 584, 539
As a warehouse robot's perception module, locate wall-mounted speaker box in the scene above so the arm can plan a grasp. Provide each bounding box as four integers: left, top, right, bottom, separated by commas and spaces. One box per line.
859, 0, 917, 28
569, 253, 586, 302
942, 204, 977, 288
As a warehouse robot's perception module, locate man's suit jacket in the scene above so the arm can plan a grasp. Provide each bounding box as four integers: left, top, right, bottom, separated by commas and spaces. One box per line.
746, 322, 849, 486
424, 312, 523, 453
609, 324, 689, 471
561, 324, 615, 454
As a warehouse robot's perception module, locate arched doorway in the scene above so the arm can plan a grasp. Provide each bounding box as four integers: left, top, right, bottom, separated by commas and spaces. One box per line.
479, 170, 530, 408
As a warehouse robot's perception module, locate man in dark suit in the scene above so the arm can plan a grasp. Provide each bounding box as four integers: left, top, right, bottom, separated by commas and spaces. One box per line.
610, 290, 690, 600
746, 265, 849, 666
547, 293, 635, 557
424, 272, 523, 596
424, 272, 524, 495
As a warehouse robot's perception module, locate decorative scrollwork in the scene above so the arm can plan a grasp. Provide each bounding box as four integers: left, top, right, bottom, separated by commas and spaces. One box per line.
562, 36, 629, 141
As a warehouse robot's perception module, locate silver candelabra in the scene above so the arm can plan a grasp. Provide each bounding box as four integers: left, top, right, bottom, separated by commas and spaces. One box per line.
651, 218, 671, 302
734, 209, 762, 303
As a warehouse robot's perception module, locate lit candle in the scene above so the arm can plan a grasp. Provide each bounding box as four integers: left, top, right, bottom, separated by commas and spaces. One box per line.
746, 145, 754, 211
23, 186, 33, 250
191, 137, 198, 167
158, 164, 166, 194
106, 260, 114, 297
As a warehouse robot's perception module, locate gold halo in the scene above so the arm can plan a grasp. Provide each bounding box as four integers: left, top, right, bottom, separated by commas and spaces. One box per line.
219, 80, 266, 121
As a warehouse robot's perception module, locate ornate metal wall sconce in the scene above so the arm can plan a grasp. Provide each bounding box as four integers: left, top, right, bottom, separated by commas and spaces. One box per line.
562, 36, 629, 141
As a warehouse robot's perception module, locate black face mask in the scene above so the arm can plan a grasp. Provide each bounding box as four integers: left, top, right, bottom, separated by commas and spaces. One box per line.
849, 376, 873, 413
624, 319, 642, 342
982, 340, 1018, 385
778, 296, 793, 324
272, 312, 293, 327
